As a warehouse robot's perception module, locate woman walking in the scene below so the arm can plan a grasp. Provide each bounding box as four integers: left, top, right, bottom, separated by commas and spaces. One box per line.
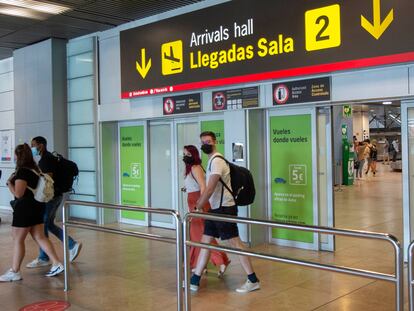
183, 145, 230, 277
0, 144, 64, 282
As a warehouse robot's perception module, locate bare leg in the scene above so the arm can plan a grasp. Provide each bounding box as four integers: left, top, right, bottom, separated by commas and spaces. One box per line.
228, 237, 254, 275
12, 227, 30, 272
30, 224, 61, 265
194, 234, 214, 275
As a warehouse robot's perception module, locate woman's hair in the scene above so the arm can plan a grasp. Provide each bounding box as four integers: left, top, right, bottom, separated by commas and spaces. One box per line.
15, 143, 39, 172
184, 145, 202, 176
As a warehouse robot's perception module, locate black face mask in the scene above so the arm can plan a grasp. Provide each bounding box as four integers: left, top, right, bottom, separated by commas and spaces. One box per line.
183, 155, 194, 165
201, 144, 213, 154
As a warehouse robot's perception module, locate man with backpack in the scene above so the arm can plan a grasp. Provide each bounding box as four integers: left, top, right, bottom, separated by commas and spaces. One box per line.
190, 131, 260, 293
26, 136, 82, 268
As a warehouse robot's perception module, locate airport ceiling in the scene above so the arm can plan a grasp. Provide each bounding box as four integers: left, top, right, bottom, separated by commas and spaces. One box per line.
0, 0, 203, 60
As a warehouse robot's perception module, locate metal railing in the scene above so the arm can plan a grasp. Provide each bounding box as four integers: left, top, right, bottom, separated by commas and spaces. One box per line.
408, 241, 414, 310
62, 200, 183, 311
183, 212, 403, 311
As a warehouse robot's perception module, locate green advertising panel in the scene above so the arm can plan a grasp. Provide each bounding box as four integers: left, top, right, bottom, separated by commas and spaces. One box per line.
270, 114, 314, 243
120, 125, 146, 221
200, 120, 224, 168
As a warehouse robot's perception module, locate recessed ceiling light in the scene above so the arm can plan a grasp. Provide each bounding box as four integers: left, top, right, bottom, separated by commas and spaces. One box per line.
382, 101, 392, 105
0, 0, 71, 15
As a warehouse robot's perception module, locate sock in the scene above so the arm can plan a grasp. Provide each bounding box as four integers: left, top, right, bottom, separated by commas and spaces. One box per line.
190, 274, 201, 286
248, 272, 258, 283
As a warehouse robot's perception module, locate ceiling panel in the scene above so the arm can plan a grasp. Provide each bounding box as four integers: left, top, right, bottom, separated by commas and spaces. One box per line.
0, 0, 204, 60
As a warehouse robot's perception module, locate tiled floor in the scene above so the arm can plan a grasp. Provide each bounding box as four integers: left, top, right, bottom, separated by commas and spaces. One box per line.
0, 165, 407, 310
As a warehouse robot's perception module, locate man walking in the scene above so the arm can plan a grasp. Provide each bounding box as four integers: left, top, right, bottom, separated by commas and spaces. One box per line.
26, 136, 82, 268
190, 131, 260, 293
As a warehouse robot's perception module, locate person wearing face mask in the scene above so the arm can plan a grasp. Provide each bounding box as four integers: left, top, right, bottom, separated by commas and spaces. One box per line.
190, 132, 260, 293
183, 145, 230, 277
25, 136, 82, 269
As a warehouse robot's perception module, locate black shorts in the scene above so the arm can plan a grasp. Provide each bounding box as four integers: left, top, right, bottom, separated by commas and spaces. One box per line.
204, 205, 239, 240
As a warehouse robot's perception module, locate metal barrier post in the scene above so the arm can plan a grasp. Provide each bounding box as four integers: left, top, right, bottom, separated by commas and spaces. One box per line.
183, 218, 191, 311
62, 201, 70, 291
409, 241, 414, 311
173, 212, 183, 311
183, 212, 403, 311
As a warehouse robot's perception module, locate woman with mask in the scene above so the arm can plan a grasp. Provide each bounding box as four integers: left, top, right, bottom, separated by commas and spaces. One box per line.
183, 145, 230, 277
0, 143, 64, 282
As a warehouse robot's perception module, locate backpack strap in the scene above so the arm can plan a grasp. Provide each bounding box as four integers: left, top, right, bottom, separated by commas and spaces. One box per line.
26, 168, 41, 193
208, 155, 234, 205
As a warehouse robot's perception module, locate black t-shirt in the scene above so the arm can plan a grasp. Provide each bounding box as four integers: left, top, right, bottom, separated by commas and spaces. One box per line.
38, 151, 58, 176
14, 168, 39, 198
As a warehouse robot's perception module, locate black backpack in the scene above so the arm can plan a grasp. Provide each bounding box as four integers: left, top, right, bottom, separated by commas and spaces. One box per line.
53, 153, 79, 193
210, 155, 256, 206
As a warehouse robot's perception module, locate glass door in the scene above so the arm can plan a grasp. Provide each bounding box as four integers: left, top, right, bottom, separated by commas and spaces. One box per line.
175, 120, 199, 217
402, 101, 414, 258
149, 121, 175, 228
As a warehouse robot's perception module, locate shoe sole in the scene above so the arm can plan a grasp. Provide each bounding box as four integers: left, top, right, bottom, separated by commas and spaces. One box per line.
70, 243, 82, 262
236, 285, 260, 293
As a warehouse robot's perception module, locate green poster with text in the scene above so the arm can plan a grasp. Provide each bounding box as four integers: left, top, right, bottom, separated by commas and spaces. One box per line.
200, 120, 224, 167
120, 126, 145, 220
270, 115, 314, 243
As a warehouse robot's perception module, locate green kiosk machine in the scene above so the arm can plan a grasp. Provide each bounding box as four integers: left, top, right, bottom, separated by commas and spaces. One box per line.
342, 125, 354, 185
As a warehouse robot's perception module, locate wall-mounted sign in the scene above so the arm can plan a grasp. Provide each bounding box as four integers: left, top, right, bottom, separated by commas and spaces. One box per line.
120, 0, 414, 98
1, 130, 13, 162
212, 87, 259, 111
273, 77, 330, 105
163, 93, 201, 115
270, 114, 314, 243
120, 125, 146, 221
343, 105, 352, 118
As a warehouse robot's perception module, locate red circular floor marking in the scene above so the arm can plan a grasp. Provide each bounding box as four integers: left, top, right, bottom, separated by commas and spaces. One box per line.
19, 300, 70, 311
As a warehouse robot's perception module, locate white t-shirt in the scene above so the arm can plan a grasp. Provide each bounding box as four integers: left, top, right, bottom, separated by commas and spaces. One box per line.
206, 153, 235, 209
184, 172, 200, 193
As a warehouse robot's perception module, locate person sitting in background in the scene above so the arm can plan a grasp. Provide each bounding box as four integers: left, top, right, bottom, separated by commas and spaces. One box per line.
0, 144, 64, 282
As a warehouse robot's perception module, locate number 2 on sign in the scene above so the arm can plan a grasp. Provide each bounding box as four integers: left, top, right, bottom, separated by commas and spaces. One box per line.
305, 4, 341, 51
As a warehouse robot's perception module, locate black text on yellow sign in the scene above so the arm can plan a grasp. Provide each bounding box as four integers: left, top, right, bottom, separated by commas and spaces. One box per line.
305, 4, 341, 51
161, 40, 183, 75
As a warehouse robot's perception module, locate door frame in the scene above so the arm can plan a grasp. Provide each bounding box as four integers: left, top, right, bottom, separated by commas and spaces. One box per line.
317, 107, 335, 251
267, 106, 319, 250
402, 100, 414, 260
148, 120, 176, 229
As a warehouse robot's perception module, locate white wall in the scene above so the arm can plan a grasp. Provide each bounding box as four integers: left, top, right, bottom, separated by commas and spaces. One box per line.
353, 111, 370, 141
0, 58, 14, 210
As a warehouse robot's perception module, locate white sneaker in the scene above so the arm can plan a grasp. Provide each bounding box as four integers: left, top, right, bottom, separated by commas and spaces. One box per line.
45, 263, 64, 277
26, 258, 50, 268
0, 269, 22, 282
235, 279, 260, 293
190, 283, 199, 292
69, 242, 82, 262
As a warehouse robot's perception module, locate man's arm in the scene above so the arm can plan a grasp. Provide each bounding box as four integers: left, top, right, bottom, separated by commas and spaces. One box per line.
195, 174, 220, 211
